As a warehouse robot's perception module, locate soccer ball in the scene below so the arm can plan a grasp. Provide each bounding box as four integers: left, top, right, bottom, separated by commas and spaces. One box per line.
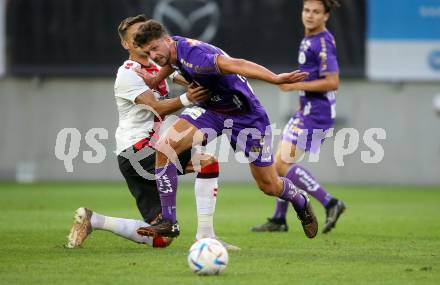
187, 238, 228, 275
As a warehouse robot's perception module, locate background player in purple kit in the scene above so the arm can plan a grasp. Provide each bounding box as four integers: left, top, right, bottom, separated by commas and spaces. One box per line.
132, 20, 320, 240
251, 0, 346, 234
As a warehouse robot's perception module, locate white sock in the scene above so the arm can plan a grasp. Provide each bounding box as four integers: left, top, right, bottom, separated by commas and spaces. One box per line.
90, 212, 153, 246
195, 177, 218, 240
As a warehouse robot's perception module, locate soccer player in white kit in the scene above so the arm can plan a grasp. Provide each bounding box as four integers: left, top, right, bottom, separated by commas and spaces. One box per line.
66, 15, 239, 250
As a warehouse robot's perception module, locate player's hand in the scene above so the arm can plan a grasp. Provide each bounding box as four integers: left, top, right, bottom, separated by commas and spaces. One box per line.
134, 67, 158, 88
275, 70, 308, 84
187, 83, 211, 103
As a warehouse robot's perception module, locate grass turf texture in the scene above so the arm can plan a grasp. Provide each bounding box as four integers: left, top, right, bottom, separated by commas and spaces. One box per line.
0, 182, 439, 285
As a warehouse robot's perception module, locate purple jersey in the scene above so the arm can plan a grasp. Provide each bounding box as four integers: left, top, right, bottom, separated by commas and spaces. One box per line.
281, 30, 339, 151
299, 30, 339, 89
172, 36, 263, 113
298, 30, 338, 121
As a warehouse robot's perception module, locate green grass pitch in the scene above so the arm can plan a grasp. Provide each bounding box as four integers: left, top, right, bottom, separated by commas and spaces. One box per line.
0, 182, 439, 285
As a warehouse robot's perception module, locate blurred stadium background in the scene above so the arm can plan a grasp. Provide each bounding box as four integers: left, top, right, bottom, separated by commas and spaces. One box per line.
0, 0, 439, 185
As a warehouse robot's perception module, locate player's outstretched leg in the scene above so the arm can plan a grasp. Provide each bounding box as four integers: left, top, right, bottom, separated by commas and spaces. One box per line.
66, 208, 172, 248
250, 164, 318, 238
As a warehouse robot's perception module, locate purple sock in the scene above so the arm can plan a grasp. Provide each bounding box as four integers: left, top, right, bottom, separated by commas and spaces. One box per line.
272, 198, 289, 220
285, 164, 333, 207
155, 163, 178, 223
279, 177, 306, 212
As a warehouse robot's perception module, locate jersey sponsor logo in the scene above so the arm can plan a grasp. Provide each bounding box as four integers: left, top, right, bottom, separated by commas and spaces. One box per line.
299, 39, 311, 65
300, 39, 312, 52
298, 51, 306, 64
153, 0, 220, 42
180, 58, 194, 69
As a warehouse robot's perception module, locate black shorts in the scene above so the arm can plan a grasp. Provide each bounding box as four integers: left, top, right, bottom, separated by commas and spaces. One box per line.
117, 146, 192, 223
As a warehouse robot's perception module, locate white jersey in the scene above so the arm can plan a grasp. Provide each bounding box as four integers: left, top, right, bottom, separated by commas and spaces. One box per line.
114, 60, 169, 155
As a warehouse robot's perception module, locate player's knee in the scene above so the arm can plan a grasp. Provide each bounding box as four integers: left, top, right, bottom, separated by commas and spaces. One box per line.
155, 144, 170, 163
152, 236, 173, 248
155, 137, 181, 161
256, 179, 278, 196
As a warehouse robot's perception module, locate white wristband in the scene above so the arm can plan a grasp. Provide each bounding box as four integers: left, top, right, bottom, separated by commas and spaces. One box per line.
180, 93, 191, 107
169, 71, 178, 81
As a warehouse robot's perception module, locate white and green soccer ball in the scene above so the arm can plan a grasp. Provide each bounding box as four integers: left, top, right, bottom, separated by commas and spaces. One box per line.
187, 238, 228, 275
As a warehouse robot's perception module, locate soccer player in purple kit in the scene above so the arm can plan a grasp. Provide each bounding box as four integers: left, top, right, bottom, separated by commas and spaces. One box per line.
251, 0, 346, 234
132, 20, 320, 240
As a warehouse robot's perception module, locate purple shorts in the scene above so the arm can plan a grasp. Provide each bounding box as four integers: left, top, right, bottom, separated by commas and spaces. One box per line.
180, 106, 273, 167
282, 110, 333, 153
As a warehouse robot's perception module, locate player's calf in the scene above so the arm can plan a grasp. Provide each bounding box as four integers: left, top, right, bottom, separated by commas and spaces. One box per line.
255, 179, 282, 196
278, 178, 318, 238
252, 170, 283, 197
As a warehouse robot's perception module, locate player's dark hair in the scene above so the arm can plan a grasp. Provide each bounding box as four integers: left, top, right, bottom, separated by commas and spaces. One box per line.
134, 20, 168, 47
304, 0, 340, 13
118, 14, 148, 40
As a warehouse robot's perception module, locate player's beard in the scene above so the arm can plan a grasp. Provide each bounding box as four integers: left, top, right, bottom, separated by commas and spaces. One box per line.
154, 54, 169, 67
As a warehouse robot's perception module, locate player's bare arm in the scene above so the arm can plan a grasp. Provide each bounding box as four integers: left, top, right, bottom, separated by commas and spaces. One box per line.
279, 73, 339, 92
134, 86, 210, 117
135, 64, 174, 89
216, 55, 309, 85
135, 66, 189, 88
172, 73, 190, 87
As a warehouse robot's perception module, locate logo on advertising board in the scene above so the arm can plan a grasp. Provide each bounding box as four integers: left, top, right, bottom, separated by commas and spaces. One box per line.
153, 0, 220, 43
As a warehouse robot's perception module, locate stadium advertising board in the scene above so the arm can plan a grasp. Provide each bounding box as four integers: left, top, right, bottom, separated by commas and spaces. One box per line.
367, 0, 440, 81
